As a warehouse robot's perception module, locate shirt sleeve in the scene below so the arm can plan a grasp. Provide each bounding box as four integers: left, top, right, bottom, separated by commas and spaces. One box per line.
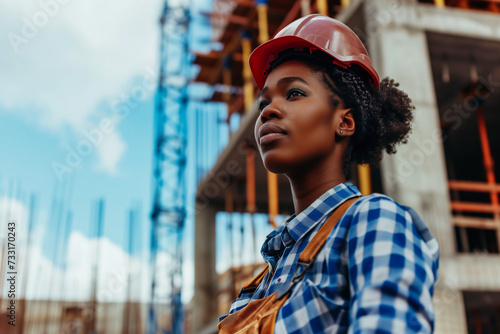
347, 195, 438, 334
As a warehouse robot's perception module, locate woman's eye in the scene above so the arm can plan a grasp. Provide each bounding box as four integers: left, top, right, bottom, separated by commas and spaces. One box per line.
287, 88, 306, 99
258, 101, 269, 112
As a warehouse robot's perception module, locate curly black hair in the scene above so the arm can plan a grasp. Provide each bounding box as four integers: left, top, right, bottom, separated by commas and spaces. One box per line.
268, 50, 414, 176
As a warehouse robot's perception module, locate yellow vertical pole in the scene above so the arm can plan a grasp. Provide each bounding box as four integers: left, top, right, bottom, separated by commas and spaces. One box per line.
257, 0, 269, 44
268, 172, 279, 229
241, 32, 254, 112
341, 0, 350, 8
317, 0, 328, 15
434, 0, 445, 8
357, 164, 372, 196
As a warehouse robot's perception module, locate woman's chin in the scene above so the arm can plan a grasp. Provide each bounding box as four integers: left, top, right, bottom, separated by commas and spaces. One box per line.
262, 156, 291, 175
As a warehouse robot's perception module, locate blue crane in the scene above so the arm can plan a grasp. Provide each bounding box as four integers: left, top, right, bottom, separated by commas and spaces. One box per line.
149, 1, 191, 333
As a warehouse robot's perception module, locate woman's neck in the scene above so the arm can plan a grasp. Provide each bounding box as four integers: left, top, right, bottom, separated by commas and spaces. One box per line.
287, 157, 346, 214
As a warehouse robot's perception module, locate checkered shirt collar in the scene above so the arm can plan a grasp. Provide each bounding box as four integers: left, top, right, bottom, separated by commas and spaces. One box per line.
261, 182, 361, 263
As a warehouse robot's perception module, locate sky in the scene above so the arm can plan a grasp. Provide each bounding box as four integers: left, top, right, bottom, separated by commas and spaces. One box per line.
0, 0, 225, 304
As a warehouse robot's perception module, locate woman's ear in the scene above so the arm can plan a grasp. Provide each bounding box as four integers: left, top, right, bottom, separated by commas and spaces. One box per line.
337, 108, 354, 137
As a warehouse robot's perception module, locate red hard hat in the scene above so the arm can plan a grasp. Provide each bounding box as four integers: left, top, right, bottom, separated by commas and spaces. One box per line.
249, 14, 380, 91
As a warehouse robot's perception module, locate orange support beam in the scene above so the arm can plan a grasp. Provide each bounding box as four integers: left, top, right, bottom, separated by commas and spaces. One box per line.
246, 148, 256, 213
448, 180, 500, 193
488, 3, 500, 13
476, 107, 499, 218
223, 72, 231, 104
223, 57, 232, 125
246, 147, 258, 262
225, 185, 234, 213
451, 201, 500, 214
267, 172, 279, 228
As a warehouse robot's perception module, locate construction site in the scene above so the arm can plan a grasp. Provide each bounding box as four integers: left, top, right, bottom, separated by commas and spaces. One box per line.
1, 0, 500, 333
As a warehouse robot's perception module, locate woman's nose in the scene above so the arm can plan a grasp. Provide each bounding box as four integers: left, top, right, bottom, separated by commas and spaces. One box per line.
259, 102, 283, 123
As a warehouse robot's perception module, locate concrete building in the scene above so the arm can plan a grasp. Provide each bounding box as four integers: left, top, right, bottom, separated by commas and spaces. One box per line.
192, 1, 500, 333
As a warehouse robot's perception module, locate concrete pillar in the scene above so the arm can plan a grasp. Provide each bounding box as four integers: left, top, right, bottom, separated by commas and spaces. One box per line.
364, 0, 455, 257
433, 287, 467, 334
193, 202, 218, 332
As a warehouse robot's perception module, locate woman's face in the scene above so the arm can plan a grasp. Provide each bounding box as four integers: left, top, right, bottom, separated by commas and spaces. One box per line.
254, 60, 346, 175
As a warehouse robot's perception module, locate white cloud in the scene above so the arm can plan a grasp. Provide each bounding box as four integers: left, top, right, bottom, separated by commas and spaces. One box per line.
3, 230, 151, 302
94, 129, 127, 175
0, 196, 195, 304
0, 196, 29, 233
64, 231, 149, 302
0, 195, 149, 302
0, 0, 163, 174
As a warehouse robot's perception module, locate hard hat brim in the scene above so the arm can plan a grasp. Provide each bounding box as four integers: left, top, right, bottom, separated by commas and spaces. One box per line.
249, 35, 380, 91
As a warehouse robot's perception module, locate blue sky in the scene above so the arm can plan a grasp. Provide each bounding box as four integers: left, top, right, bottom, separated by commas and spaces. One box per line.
0, 88, 155, 245
0, 0, 222, 302
0, 0, 163, 254
0, 0, 276, 305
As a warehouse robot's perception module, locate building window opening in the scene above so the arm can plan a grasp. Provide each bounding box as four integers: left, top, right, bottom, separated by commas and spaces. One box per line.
463, 291, 500, 334
427, 32, 500, 253
418, 0, 500, 13
455, 226, 499, 253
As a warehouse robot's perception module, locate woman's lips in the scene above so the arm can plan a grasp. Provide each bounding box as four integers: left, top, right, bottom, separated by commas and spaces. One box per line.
258, 123, 287, 145
260, 132, 286, 145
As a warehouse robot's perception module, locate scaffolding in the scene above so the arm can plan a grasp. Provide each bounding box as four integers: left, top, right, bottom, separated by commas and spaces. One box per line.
192, 1, 500, 333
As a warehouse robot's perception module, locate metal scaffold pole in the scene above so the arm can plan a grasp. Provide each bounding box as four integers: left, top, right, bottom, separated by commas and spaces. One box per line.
149, 0, 191, 333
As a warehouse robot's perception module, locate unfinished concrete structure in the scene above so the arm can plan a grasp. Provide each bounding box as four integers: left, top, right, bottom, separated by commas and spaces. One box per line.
193, 1, 500, 333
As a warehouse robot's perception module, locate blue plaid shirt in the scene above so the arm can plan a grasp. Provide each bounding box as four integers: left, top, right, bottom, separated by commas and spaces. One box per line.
219, 182, 439, 333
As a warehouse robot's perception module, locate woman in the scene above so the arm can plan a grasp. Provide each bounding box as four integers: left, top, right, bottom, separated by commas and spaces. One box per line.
218, 14, 439, 333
